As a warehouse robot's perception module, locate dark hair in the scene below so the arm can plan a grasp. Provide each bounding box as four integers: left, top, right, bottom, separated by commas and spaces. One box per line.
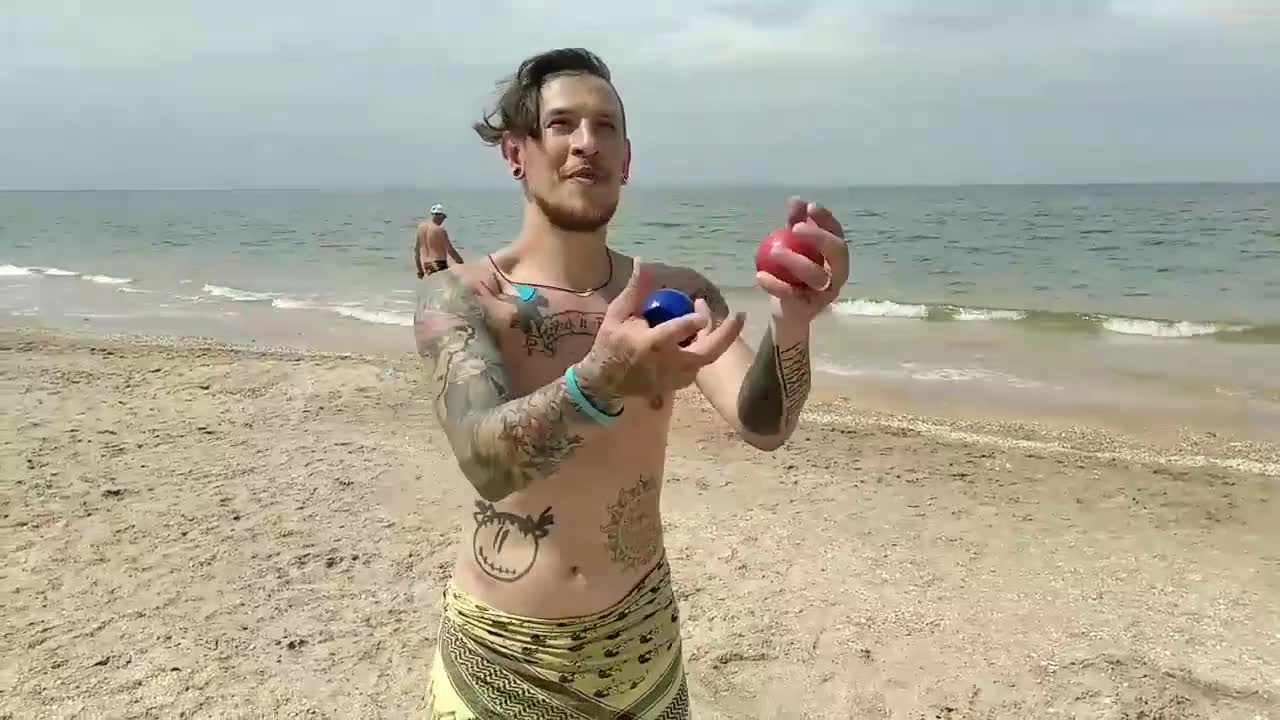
472, 48, 624, 146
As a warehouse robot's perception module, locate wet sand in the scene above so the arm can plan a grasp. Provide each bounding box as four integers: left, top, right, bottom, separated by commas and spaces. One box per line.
2, 327, 1278, 719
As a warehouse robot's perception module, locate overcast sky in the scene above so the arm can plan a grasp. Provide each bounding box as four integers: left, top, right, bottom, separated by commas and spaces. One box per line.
2, 0, 1278, 189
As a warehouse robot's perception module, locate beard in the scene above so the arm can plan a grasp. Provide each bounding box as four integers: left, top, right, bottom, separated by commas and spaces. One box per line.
529, 185, 620, 233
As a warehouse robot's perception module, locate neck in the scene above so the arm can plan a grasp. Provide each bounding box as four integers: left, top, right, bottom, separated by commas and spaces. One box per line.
506, 202, 612, 289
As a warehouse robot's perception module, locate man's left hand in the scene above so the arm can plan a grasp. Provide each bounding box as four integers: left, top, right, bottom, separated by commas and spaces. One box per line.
755, 196, 849, 324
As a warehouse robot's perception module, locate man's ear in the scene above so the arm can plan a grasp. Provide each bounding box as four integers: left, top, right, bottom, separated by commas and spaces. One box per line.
501, 133, 523, 177
622, 138, 632, 184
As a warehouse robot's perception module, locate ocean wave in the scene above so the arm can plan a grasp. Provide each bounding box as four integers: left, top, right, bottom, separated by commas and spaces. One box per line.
267, 295, 413, 327
1099, 317, 1245, 339
832, 298, 931, 319
813, 358, 1052, 391
826, 296, 1276, 342
331, 306, 413, 327
203, 284, 277, 302
909, 367, 1048, 390
84, 274, 133, 285
952, 307, 1028, 321
3, 264, 132, 285
812, 360, 873, 378
270, 297, 317, 310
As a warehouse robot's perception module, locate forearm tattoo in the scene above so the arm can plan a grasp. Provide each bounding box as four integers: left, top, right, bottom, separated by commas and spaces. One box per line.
414, 272, 590, 502
737, 328, 811, 436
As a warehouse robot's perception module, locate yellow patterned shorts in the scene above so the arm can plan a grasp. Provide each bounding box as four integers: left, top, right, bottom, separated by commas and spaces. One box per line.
425, 558, 689, 719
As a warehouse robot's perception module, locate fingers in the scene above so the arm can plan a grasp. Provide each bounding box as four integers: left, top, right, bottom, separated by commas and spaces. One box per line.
786, 196, 807, 227
806, 202, 844, 239
766, 245, 830, 291
756, 271, 809, 304
606, 258, 652, 321
783, 199, 848, 289
681, 310, 745, 363
692, 297, 715, 336
645, 311, 708, 349
792, 220, 849, 289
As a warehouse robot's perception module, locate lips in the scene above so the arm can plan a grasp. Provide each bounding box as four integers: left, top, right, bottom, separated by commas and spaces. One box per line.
565, 167, 601, 182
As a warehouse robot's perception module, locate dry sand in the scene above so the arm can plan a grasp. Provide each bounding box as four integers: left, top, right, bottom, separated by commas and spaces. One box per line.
2, 327, 1278, 719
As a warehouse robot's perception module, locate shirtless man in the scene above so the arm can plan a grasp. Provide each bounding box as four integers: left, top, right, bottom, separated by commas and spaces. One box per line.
415, 203, 464, 278
415, 48, 849, 719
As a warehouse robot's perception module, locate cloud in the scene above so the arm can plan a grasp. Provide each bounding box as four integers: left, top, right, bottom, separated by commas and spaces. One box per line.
2, 0, 1278, 188
707, 0, 822, 27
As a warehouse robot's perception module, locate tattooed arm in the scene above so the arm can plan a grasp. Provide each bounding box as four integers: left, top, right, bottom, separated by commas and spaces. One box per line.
689, 273, 813, 451
414, 271, 619, 502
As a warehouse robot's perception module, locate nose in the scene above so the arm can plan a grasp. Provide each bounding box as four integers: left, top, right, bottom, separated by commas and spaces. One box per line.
570, 120, 599, 158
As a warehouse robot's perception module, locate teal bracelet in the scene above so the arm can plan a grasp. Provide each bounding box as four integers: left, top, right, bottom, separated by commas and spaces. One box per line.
563, 366, 623, 425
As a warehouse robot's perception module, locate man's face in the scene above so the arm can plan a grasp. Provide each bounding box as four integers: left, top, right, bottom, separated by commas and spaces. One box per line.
431, 212, 445, 224
507, 73, 631, 233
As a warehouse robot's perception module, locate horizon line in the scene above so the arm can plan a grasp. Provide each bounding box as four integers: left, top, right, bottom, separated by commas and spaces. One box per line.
3, 179, 1279, 193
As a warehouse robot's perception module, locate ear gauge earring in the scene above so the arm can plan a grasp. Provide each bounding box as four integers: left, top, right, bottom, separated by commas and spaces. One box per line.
512, 166, 524, 179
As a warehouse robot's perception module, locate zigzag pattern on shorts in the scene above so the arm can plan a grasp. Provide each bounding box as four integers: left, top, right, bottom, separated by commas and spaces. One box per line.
655, 679, 690, 719
443, 622, 579, 719
440, 617, 691, 719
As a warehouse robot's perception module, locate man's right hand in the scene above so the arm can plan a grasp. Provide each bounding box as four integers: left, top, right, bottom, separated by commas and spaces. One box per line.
575, 260, 746, 403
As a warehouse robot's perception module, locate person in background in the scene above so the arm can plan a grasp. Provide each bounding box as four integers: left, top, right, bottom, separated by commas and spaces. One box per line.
415, 203, 464, 278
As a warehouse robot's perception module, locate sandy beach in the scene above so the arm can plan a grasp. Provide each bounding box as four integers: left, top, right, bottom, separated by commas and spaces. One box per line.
2, 326, 1278, 719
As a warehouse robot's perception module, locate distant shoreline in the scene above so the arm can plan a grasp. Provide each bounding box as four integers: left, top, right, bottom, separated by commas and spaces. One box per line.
4, 179, 1280, 193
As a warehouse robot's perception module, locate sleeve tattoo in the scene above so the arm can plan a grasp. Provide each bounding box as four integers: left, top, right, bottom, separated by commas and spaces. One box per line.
736, 327, 811, 437
413, 272, 599, 502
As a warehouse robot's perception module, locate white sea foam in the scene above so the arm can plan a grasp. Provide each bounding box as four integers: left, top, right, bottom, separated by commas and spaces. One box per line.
813, 359, 872, 378
910, 367, 1047, 390
1, 264, 33, 277
814, 358, 1049, 391
270, 297, 317, 310
832, 298, 930, 319
1101, 317, 1240, 338
83, 274, 133, 285
267, 295, 412, 327
330, 306, 413, 327
203, 284, 275, 302
952, 307, 1028, 321
35, 267, 79, 277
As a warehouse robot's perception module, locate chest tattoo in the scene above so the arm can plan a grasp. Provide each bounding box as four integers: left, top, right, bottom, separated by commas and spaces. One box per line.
498, 291, 605, 357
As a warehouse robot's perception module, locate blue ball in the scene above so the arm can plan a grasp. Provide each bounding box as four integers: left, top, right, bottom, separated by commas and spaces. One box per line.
643, 288, 695, 327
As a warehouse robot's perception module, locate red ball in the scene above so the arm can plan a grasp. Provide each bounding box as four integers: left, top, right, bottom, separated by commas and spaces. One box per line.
755, 227, 825, 286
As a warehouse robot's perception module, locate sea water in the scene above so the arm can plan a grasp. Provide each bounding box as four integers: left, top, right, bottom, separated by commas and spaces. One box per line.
2, 185, 1278, 432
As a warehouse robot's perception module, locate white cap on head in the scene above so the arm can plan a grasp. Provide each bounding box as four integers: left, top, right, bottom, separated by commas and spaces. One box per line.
430, 203, 446, 216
